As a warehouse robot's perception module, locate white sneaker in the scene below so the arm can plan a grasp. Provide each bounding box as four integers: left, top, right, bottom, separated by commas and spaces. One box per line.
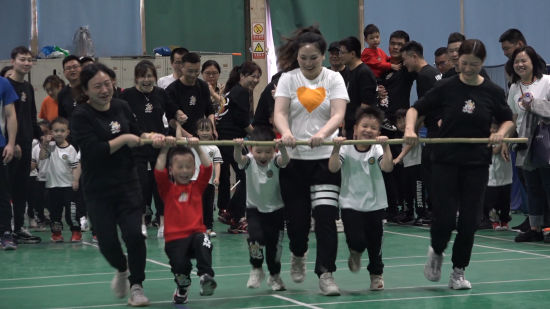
448, 267, 472, 290
29, 218, 38, 229
127, 284, 150, 306
267, 274, 286, 291
80, 216, 89, 231
319, 272, 340, 296
157, 225, 164, 238
290, 252, 307, 283
246, 267, 265, 288
111, 270, 130, 298
335, 219, 344, 233
207, 229, 216, 238
141, 224, 148, 238
369, 274, 384, 291
424, 246, 444, 282
348, 250, 362, 273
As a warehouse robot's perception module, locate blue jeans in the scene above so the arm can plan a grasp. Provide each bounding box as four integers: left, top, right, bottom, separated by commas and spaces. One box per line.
523, 167, 550, 228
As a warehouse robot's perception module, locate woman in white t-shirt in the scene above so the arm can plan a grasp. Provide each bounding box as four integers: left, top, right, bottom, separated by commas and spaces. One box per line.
273, 26, 349, 296
507, 46, 550, 242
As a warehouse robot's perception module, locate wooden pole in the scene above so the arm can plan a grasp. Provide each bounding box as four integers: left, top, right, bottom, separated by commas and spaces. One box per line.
140, 137, 528, 147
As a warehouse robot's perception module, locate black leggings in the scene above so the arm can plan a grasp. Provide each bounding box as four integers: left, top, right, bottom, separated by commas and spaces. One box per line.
8, 147, 31, 231
48, 187, 80, 231
246, 208, 284, 275
218, 145, 246, 221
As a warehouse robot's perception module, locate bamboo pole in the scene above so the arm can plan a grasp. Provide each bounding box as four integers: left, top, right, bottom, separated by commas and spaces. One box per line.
140, 137, 528, 147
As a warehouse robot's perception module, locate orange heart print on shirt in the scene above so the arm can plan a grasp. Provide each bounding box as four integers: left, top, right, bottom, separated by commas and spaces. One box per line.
297, 86, 326, 113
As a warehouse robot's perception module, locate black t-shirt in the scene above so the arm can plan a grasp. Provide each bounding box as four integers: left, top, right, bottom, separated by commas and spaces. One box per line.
345, 63, 377, 129
217, 84, 250, 139
416, 65, 440, 99
7, 78, 41, 150
57, 85, 77, 119
414, 75, 512, 165
71, 99, 143, 198
253, 81, 276, 128
379, 66, 416, 122
120, 86, 170, 160
165, 79, 214, 135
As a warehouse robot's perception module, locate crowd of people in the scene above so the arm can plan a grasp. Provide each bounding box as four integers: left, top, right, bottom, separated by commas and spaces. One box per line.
0, 24, 548, 306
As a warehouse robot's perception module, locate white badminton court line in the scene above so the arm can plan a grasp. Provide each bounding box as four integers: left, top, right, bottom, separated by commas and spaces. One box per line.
82, 241, 172, 268
270, 295, 323, 309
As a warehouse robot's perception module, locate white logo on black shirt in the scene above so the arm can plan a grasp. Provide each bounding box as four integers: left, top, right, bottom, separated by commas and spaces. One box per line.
145, 103, 153, 113
110, 121, 121, 134
202, 234, 212, 248
20, 92, 27, 102
189, 96, 197, 106
435, 74, 442, 81
462, 100, 475, 114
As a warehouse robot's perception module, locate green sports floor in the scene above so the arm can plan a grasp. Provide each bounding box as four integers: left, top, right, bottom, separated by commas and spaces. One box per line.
1, 214, 550, 309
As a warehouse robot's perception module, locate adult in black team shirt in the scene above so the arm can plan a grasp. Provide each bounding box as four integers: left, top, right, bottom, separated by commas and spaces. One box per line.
7, 46, 42, 244
338, 36, 377, 139
71, 63, 167, 306
58, 55, 83, 119
217, 61, 260, 233
165, 52, 217, 139
120, 60, 173, 239
404, 40, 514, 290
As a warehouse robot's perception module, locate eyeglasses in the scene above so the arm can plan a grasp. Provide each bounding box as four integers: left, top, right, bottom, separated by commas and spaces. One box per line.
64, 65, 80, 71
203, 71, 219, 76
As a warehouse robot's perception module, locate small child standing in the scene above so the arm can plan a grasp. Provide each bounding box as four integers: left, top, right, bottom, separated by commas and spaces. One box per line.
28, 120, 50, 229
39, 117, 81, 242
39, 75, 65, 122
192, 118, 222, 237
328, 106, 393, 291
155, 136, 217, 305
232, 126, 290, 291
484, 121, 513, 230
360, 24, 400, 78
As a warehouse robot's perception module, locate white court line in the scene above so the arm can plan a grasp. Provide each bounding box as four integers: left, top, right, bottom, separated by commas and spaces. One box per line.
0, 269, 169, 282
270, 295, 323, 309
82, 241, 172, 268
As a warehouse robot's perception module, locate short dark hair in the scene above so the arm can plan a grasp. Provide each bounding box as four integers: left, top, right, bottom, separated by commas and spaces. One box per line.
170, 47, 189, 63
401, 41, 424, 58
0, 65, 13, 77
249, 125, 275, 142
80, 62, 112, 91
182, 52, 201, 65
390, 30, 410, 43
134, 60, 157, 82
339, 36, 361, 59
448, 32, 465, 45
43, 75, 65, 89
499, 28, 526, 45
50, 117, 70, 129
458, 39, 486, 62
201, 60, 221, 73
167, 146, 195, 166
434, 47, 448, 57
328, 41, 340, 53
196, 117, 214, 133
11, 46, 32, 59
355, 105, 384, 126
509, 46, 546, 83
62, 55, 81, 68
79, 56, 95, 65
363, 24, 380, 38
37, 119, 49, 127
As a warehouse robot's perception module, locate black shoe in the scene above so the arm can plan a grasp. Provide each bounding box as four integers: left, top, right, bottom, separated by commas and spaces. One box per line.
13, 228, 42, 244
381, 119, 397, 132
511, 217, 530, 232
173, 287, 188, 304
414, 216, 431, 226
398, 214, 415, 225
514, 230, 543, 242
478, 218, 493, 230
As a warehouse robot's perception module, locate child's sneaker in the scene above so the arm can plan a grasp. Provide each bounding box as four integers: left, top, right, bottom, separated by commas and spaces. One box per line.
267, 274, 286, 291
424, 246, 443, 282
448, 267, 472, 290
369, 274, 384, 291
141, 224, 148, 238
157, 225, 164, 239
218, 209, 231, 225
246, 267, 265, 288
319, 272, 340, 296
13, 228, 41, 244
228, 218, 248, 234
335, 219, 344, 232
51, 231, 64, 243
544, 227, 550, 243
1, 232, 17, 250
290, 252, 307, 283
111, 269, 130, 298
80, 216, 89, 231
71, 231, 82, 242
207, 229, 216, 238
491, 222, 501, 230
173, 287, 188, 304
127, 284, 150, 306
92, 235, 98, 243
348, 250, 362, 273
496, 222, 509, 231
29, 217, 38, 229
199, 274, 217, 296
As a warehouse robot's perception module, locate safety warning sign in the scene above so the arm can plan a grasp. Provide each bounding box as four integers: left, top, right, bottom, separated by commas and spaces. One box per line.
252, 41, 265, 59
252, 23, 265, 41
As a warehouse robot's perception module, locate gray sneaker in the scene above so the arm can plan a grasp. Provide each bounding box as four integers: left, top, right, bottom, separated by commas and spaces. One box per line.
424, 246, 443, 282
246, 267, 265, 289
199, 274, 217, 296
448, 267, 472, 290
127, 284, 150, 306
290, 252, 307, 283
110, 270, 130, 298
348, 250, 362, 273
319, 272, 340, 296
267, 274, 286, 291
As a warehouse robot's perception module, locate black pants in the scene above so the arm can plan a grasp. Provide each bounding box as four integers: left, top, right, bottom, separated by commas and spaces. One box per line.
48, 187, 80, 231
135, 158, 164, 216
383, 163, 404, 215
280, 159, 340, 276
341, 208, 385, 275
218, 145, 246, 220
246, 207, 284, 275
165, 233, 214, 279
202, 184, 215, 229
421, 145, 433, 211
484, 184, 512, 223
404, 164, 426, 217
430, 163, 488, 269
0, 157, 12, 234
86, 182, 146, 286
27, 177, 46, 221
8, 147, 31, 232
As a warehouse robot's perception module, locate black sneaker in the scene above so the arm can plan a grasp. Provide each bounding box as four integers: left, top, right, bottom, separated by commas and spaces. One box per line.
398, 213, 415, 225
1, 232, 17, 250
514, 230, 543, 242
13, 228, 42, 244
173, 287, 188, 304
199, 274, 217, 296
511, 217, 531, 232
478, 218, 493, 230
381, 119, 397, 132
414, 216, 432, 226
